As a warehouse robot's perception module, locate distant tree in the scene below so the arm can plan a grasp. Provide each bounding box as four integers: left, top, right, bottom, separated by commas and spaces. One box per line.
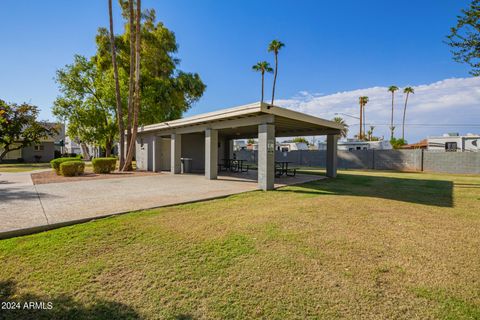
388, 85, 399, 139
402, 87, 415, 140
367, 126, 375, 141
53, 55, 118, 157
333, 116, 349, 138
252, 61, 273, 103
292, 137, 309, 145
390, 137, 407, 149
268, 40, 285, 107
446, 0, 480, 76
247, 138, 255, 145
0, 100, 55, 162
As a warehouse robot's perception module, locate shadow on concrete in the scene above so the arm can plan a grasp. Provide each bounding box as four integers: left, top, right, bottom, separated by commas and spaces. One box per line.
277, 172, 454, 207
0, 187, 52, 203
0, 279, 142, 320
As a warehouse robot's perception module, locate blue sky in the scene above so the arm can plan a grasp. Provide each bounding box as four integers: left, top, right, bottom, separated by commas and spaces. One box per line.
0, 0, 476, 141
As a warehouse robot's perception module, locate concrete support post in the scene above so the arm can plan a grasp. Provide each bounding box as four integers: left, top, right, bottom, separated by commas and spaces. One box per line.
151, 135, 162, 172
228, 139, 234, 159
205, 128, 218, 179
258, 123, 275, 191
171, 133, 181, 174
326, 134, 338, 178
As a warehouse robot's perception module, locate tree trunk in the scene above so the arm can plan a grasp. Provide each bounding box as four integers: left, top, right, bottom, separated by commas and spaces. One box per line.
402, 93, 409, 140
123, 0, 136, 171
105, 139, 112, 157
80, 142, 91, 160
123, 0, 141, 171
108, 0, 125, 168
261, 71, 264, 103
270, 53, 278, 107
0, 147, 10, 162
363, 106, 366, 140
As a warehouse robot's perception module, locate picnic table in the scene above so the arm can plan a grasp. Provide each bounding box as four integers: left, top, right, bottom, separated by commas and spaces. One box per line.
275, 161, 296, 177
220, 159, 249, 173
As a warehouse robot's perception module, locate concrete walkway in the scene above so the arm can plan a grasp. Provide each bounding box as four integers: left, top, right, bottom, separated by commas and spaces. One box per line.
0, 171, 323, 239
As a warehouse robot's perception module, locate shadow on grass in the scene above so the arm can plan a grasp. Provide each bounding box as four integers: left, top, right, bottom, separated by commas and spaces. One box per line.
277, 172, 454, 207
0, 280, 142, 320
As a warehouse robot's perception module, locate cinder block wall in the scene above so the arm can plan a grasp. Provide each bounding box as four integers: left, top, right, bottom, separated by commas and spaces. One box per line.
423, 151, 480, 174
235, 149, 479, 174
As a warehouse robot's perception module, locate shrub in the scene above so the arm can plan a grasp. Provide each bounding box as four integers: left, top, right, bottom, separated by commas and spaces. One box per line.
50, 157, 79, 175
92, 157, 117, 174
59, 161, 85, 177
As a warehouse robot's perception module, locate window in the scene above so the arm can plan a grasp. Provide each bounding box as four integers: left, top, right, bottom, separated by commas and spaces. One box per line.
445, 142, 457, 152
356, 146, 361, 150
34, 145, 44, 152
348, 148, 354, 151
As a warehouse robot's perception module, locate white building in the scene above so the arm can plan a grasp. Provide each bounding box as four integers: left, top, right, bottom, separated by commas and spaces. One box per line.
318, 139, 392, 151
276, 142, 309, 152
427, 133, 480, 152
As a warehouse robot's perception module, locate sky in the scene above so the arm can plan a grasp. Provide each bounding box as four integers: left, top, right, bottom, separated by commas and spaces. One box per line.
0, 0, 477, 142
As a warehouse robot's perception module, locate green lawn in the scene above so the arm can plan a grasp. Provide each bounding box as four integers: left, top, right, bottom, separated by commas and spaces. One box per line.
0, 163, 51, 173
1, 170, 479, 319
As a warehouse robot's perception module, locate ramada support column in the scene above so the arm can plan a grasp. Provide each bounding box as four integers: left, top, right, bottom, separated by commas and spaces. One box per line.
171, 133, 181, 174
326, 134, 339, 178
258, 123, 275, 191
205, 128, 218, 179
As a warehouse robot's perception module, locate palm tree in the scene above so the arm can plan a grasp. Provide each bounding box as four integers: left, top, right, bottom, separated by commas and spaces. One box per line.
388, 85, 399, 140
333, 116, 349, 138
252, 61, 273, 103
123, 0, 136, 171
402, 87, 415, 140
123, 0, 141, 171
267, 40, 285, 107
108, 0, 124, 168
358, 96, 369, 140
367, 126, 375, 141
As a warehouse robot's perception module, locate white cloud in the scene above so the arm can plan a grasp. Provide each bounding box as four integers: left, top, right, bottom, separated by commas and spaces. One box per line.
276, 77, 480, 142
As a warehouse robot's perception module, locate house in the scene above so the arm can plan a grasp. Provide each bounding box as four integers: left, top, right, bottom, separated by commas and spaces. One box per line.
318, 139, 392, 151
427, 133, 480, 152
400, 139, 428, 150
134, 102, 343, 190
0, 123, 65, 162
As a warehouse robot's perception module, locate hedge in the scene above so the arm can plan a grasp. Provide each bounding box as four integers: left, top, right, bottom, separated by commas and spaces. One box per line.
92, 157, 117, 174
50, 156, 81, 175
59, 161, 85, 177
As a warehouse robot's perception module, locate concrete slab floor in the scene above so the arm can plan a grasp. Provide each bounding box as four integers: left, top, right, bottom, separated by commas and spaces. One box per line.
0, 171, 324, 238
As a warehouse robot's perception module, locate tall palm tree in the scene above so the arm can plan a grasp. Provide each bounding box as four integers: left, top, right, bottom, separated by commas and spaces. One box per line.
402, 87, 415, 140
362, 96, 369, 138
358, 96, 369, 140
108, 0, 124, 168
388, 85, 399, 140
333, 116, 349, 138
123, 0, 141, 171
123, 0, 136, 171
252, 61, 273, 103
267, 40, 285, 107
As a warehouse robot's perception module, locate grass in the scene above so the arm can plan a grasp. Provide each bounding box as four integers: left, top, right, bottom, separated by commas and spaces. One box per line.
1, 170, 479, 319
0, 163, 51, 173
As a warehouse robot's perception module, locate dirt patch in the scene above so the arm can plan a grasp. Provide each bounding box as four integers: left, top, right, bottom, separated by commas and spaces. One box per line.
31, 169, 160, 185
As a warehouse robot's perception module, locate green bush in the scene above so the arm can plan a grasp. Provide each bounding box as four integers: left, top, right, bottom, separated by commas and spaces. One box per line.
92, 157, 117, 174
50, 157, 80, 175
59, 161, 85, 177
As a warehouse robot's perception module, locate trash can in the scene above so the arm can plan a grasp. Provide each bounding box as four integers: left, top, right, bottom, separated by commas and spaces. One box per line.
181, 158, 193, 173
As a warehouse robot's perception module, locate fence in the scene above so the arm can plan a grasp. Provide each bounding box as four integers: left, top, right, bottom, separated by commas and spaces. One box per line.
234, 149, 480, 174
